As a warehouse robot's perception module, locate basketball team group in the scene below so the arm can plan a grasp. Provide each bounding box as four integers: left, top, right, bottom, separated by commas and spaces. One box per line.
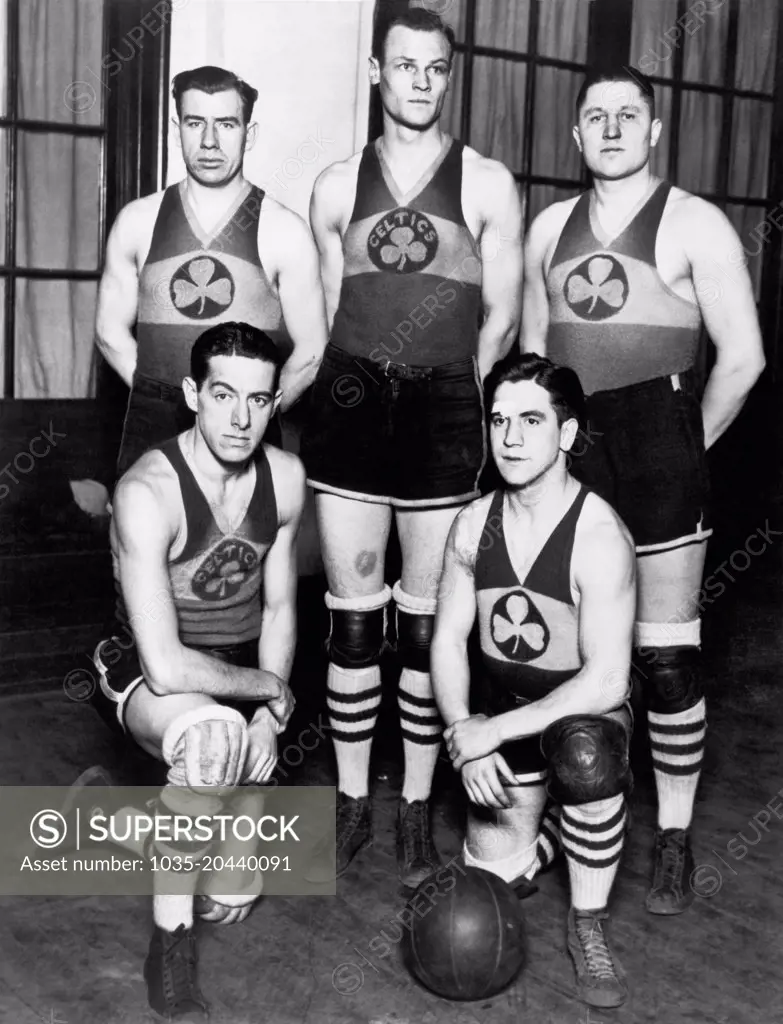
82, 7, 765, 1019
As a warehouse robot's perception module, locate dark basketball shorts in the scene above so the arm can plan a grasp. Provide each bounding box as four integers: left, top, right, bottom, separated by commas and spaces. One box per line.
91, 625, 261, 743
568, 370, 712, 556
117, 372, 283, 479
475, 662, 632, 784
300, 344, 487, 509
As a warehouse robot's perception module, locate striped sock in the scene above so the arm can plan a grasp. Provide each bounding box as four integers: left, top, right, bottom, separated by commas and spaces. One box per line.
533, 803, 563, 876
562, 794, 626, 911
648, 699, 706, 830
326, 663, 382, 799
398, 669, 443, 803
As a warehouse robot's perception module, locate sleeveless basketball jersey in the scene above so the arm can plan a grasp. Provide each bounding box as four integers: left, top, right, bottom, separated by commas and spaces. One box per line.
136, 182, 288, 386
114, 437, 278, 648
331, 137, 482, 367
545, 181, 701, 395
475, 486, 589, 703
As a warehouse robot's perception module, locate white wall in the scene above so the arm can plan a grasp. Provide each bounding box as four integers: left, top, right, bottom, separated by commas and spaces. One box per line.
168, 0, 375, 220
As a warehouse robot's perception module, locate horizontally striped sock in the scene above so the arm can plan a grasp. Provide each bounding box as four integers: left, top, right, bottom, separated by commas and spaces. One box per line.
327, 663, 382, 799
562, 794, 626, 911
648, 699, 706, 830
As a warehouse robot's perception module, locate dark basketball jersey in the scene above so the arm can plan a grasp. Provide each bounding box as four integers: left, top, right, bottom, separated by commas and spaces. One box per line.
136, 182, 289, 386
545, 181, 701, 395
331, 136, 482, 367
114, 437, 278, 647
475, 486, 589, 710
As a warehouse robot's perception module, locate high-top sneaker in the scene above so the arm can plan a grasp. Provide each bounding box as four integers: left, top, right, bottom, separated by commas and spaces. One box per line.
144, 924, 209, 1021
304, 792, 373, 884
646, 826, 695, 915
397, 798, 441, 889
567, 907, 628, 1008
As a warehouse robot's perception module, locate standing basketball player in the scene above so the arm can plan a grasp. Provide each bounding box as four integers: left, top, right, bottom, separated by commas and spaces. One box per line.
434, 352, 636, 1009
300, 7, 524, 888
96, 65, 328, 476
521, 66, 765, 914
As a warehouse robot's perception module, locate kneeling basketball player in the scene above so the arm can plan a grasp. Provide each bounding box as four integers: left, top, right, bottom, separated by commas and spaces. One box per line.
90, 322, 304, 1020
432, 353, 636, 1009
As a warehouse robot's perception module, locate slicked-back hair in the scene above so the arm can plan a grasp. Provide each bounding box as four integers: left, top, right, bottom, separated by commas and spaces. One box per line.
484, 352, 587, 432
575, 64, 656, 121
372, 6, 455, 64
190, 322, 284, 391
172, 66, 259, 124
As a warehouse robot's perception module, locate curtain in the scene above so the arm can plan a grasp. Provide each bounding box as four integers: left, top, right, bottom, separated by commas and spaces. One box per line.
12, 0, 103, 397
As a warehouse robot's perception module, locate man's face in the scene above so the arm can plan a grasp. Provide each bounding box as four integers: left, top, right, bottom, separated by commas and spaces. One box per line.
573, 80, 661, 181
369, 26, 451, 131
187, 354, 280, 465
490, 380, 576, 490
175, 88, 256, 187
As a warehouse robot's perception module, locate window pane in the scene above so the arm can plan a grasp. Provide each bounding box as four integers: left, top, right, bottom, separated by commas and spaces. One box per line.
538, 0, 588, 62
630, 0, 679, 81
735, 0, 778, 93
682, 0, 729, 87
725, 205, 766, 302
16, 132, 102, 272
18, 0, 104, 126
677, 91, 722, 194
729, 99, 772, 199
532, 67, 582, 180
528, 184, 580, 228
650, 84, 673, 181
0, 0, 7, 117
471, 57, 526, 172
442, 51, 464, 141
475, 0, 529, 51
15, 278, 97, 398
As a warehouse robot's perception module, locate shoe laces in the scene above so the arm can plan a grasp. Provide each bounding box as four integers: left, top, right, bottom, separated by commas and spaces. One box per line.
654, 830, 686, 890
574, 912, 618, 982
336, 797, 365, 851
161, 927, 201, 1007
401, 801, 435, 865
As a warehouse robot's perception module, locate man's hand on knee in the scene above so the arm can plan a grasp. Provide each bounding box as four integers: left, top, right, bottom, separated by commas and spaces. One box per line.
461, 753, 516, 810
267, 678, 296, 732
244, 707, 279, 784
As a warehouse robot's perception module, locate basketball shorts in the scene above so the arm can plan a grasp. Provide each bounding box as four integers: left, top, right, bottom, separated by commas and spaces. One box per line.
568, 371, 712, 556
91, 623, 261, 743
300, 344, 487, 509
475, 659, 632, 785
117, 372, 283, 479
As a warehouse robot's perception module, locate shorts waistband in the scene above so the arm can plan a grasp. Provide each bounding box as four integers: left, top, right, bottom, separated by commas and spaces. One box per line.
131, 373, 184, 401
325, 344, 476, 382
588, 368, 698, 401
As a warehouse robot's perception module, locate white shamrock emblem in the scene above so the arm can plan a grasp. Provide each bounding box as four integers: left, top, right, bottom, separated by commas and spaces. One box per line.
204, 560, 245, 598
567, 256, 625, 314
172, 258, 232, 316
492, 593, 546, 656
380, 226, 428, 271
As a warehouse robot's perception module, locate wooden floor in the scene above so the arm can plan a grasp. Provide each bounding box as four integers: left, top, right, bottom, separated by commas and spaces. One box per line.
1, 529, 782, 1024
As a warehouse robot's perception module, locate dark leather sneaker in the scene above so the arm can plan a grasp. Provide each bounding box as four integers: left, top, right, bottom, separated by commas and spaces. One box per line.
397, 798, 442, 889
567, 907, 628, 1008
304, 792, 373, 884
144, 924, 209, 1021
646, 826, 695, 915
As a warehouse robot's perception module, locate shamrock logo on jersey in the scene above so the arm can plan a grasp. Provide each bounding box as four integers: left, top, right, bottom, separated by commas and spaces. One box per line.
565, 255, 628, 321
491, 590, 550, 662
171, 256, 235, 319
192, 539, 259, 602
367, 208, 438, 274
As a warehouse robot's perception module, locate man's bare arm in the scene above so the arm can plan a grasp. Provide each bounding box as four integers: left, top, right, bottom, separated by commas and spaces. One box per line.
431, 508, 480, 727
267, 210, 329, 411
686, 199, 766, 449
95, 203, 141, 388
113, 472, 284, 701
495, 515, 636, 744
476, 163, 524, 381
519, 208, 555, 356
309, 165, 348, 331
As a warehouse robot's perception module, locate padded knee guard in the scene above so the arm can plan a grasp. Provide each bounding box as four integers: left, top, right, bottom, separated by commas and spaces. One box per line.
324, 586, 392, 669
635, 619, 703, 715
162, 705, 249, 791
393, 581, 436, 672
541, 715, 632, 806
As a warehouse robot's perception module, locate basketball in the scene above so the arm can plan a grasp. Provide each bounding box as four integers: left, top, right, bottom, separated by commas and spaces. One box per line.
401, 866, 527, 1001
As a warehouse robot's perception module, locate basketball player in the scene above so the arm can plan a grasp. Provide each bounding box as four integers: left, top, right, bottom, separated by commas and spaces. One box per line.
433, 352, 636, 1009
521, 65, 765, 914
300, 7, 524, 889
96, 65, 328, 477
91, 322, 303, 1020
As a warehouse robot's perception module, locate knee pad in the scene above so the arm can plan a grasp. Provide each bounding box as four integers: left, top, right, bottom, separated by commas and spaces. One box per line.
634, 620, 702, 714
393, 581, 436, 673
541, 715, 632, 806
162, 704, 249, 792
325, 586, 392, 669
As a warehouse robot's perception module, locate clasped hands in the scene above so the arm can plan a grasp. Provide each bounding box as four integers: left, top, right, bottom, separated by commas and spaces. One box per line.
244, 676, 296, 785
444, 713, 516, 810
